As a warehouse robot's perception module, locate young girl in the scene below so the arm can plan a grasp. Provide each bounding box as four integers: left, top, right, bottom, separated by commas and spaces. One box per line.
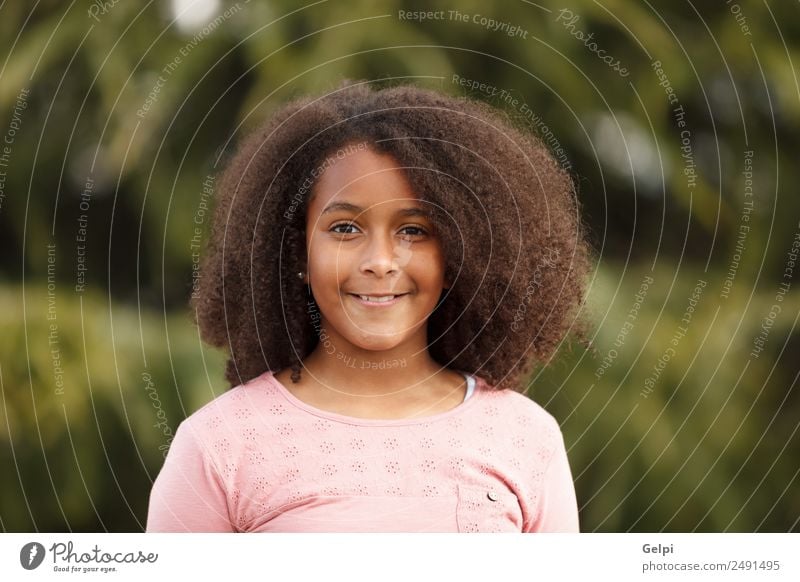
146, 80, 591, 533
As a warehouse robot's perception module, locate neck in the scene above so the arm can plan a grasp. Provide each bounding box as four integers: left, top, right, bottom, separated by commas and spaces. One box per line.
300, 328, 447, 398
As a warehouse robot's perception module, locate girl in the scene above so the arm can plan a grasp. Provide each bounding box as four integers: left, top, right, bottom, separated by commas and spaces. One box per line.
146, 80, 592, 532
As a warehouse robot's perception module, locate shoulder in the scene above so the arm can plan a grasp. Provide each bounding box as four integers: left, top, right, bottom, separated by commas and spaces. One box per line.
178, 371, 275, 438
477, 377, 560, 427
474, 376, 564, 450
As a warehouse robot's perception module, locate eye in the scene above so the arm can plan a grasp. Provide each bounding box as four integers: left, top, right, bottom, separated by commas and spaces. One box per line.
398, 225, 428, 240
330, 222, 360, 235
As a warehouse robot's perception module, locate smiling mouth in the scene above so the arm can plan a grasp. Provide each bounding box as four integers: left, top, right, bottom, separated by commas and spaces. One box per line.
347, 293, 408, 304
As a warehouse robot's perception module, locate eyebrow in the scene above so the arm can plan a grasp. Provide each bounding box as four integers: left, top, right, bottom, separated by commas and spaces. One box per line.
321, 201, 430, 219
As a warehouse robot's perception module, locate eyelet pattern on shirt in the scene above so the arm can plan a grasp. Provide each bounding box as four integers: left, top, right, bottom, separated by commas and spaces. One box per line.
422, 484, 440, 497
249, 450, 266, 465
313, 418, 334, 432
234, 407, 252, 421
349, 437, 366, 450
179, 375, 565, 532
419, 459, 436, 473
276, 423, 294, 437
448, 457, 466, 472
213, 437, 230, 454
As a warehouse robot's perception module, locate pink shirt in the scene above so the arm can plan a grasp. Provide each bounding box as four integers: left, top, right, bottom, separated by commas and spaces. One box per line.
146, 370, 579, 532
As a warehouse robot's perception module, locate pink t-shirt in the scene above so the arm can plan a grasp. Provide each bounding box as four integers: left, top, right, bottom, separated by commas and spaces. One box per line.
146, 370, 579, 532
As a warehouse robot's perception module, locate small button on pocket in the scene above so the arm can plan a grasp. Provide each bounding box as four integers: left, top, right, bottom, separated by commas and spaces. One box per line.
456, 483, 522, 533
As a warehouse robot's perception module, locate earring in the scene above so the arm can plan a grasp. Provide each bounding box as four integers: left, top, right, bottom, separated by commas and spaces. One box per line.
297, 271, 305, 280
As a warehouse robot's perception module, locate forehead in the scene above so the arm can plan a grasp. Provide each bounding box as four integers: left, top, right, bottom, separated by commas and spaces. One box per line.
308, 147, 423, 213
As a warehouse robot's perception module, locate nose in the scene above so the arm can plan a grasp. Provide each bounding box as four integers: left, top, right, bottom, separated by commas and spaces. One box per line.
359, 232, 407, 277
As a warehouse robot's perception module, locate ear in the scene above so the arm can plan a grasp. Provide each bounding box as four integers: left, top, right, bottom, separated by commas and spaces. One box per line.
297, 264, 309, 285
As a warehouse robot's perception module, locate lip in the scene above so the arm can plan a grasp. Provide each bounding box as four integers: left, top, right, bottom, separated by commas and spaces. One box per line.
347, 293, 408, 307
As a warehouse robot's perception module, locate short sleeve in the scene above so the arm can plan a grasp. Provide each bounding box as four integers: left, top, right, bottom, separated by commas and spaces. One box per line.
146, 420, 235, 532
525, 426, 580, 532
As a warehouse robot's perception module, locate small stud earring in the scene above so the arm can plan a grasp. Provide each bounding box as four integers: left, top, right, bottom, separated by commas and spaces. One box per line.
297, 271, 305, 280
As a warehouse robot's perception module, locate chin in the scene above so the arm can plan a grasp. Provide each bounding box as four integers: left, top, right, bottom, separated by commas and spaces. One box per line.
351, 334, 406, 352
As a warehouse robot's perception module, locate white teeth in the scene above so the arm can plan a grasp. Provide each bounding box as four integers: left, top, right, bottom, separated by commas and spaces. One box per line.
358, 295, 396, 303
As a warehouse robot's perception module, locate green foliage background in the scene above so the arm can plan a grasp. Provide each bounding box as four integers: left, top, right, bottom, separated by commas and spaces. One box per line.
0, 0, 797, 531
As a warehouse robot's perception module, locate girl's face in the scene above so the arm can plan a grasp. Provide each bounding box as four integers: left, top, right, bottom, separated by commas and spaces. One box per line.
304, 146, 448, 354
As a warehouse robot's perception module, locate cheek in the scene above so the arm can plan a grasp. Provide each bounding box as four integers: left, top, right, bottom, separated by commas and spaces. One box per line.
410, 245, 447, 287
424, 241, 446, 269
307, 239, 351, 286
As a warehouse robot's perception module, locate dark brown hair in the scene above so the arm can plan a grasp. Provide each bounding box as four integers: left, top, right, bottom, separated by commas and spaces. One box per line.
192, 80, 592, 391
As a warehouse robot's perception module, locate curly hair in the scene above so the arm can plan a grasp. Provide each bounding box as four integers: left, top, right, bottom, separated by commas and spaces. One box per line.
192, 80, 592, 392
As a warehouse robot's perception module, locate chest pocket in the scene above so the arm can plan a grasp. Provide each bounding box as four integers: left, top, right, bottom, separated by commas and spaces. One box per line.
455, 484, 523, 532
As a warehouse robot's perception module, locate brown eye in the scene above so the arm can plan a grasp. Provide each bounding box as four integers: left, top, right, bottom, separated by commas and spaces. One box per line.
398, 225, 428, 240
330, 222, 359, 234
